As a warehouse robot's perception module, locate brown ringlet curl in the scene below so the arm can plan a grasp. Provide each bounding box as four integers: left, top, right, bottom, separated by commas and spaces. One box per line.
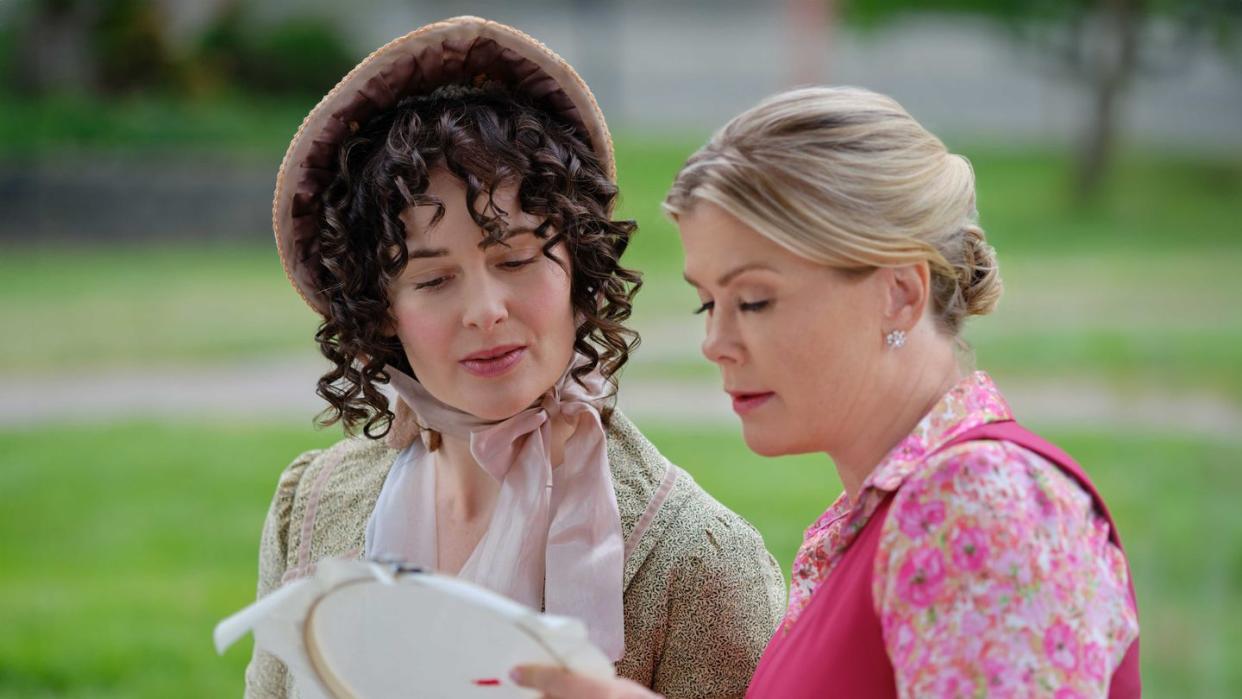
311, 86, 642, 439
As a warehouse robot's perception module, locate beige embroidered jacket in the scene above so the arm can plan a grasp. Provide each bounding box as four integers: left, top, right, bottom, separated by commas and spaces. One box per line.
243, 412, 785, 698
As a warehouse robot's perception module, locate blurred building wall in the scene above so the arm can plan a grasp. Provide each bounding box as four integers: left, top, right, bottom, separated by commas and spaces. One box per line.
5, 0, 1239, 242
157, 0, 1242, 150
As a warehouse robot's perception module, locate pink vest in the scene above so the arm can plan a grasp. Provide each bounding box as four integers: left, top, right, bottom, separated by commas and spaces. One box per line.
746, 420, 1141, 698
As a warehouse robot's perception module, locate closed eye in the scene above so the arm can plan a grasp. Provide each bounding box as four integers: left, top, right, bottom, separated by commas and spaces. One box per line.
739, 300, 770, 312
693, 301, 714, 315
413, 276, 450, 290
500, 257, 537, 269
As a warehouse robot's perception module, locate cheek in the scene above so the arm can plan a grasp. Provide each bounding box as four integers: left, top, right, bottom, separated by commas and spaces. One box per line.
518, 261, 575, 334
392, 303, 456, 369
772, 293, 879, 401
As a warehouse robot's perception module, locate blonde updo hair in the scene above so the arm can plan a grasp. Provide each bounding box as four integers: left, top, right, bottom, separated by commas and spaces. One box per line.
663, 86, 1002, 335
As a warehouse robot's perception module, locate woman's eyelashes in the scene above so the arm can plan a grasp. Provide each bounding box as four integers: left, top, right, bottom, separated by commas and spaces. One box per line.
413, 275, 450, 290
498, 256, 538, 270
692, 299, 771, 314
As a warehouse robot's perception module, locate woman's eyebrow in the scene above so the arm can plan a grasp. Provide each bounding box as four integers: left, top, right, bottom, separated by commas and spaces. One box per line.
407, 247, 449, 259
500, 226, 541, 240
407, 229, 539, 259
477, 227, 543, 250
683, 262, 776, 288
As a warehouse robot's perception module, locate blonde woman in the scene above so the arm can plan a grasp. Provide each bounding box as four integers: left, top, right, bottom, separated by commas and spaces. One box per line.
514, 86, 1141, 698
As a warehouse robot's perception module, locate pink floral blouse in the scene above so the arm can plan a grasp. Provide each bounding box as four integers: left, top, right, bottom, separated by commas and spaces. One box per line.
785, 372, 1139, 698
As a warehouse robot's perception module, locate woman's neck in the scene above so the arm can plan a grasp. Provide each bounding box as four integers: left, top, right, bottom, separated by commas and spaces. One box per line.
831, 344, 963, 504
432, 434, 500, 521
432, 412, 579, 520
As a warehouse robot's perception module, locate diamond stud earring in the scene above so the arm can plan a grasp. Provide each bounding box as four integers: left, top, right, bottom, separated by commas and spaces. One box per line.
885, 329, 907, 349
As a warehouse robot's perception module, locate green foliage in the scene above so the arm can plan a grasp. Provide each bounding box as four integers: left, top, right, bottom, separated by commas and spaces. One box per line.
1, 0, 182, 95
193, 5, 357, 98
93, 0, 177, 93
842, 0, 1235, 28
0, 16, 14, 91
245, 20, 356, 96
0, 93, 314, 154
842, 0, 1077, 31
0, 1, 356, 98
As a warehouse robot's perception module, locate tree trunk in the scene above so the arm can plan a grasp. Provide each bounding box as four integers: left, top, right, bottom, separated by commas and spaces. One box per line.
12, 2, 100, 94
786, 0, 835, 87
1074, 0, 1141, 205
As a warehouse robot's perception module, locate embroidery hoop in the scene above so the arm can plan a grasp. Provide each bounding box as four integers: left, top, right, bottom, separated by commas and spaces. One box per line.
215, 558, 614, 698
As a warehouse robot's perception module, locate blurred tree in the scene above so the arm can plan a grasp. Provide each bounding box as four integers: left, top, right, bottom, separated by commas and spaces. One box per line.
0, 11, 16, 92
4, 0, 178, 95
189, 0, 250, 96
6, 0, 101, 94
844, 0, 1242, 204
2, 0, 354, 99
95, 0, 177, 93
193, 0, 356, 98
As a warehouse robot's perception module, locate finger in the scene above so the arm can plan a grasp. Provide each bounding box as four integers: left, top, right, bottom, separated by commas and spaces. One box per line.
511, 665, 660, 699
511, 664, 569, 695
509, 664, 601, 697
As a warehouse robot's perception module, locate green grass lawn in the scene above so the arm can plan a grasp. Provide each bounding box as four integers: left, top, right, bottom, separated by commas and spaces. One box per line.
0, 420, 1237, 697
5, 243, 1240, 401
4, 133, 1240, 395
3, 100, 1240, 696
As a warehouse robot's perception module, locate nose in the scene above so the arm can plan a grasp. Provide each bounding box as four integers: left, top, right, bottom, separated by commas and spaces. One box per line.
462, 273, 509, 331
700, 312, 740, 366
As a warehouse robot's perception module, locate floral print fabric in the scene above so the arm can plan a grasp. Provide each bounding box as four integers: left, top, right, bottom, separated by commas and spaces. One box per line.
786, 372, 1138, 697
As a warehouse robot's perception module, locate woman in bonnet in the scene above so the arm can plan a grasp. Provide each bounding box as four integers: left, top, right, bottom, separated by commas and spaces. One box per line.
515, 87, 1141, 697
247, 16, 784, 699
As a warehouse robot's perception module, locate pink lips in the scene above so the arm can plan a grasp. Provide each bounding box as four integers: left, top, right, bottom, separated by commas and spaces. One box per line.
459, 345, 527, 378
729, 391, 774, 415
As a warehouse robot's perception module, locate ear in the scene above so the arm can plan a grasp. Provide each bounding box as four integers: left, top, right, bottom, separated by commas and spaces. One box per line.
882, 262, 930, 332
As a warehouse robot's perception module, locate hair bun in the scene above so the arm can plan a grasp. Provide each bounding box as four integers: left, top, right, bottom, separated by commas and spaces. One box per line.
959, 224, 1002, 317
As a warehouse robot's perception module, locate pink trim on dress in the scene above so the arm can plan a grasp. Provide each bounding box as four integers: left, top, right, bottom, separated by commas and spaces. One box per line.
282, 450, 345, 583
625, 463, 680, 560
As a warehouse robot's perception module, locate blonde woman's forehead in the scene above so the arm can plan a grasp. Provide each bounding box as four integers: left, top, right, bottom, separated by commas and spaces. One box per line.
678, 200, 817, 286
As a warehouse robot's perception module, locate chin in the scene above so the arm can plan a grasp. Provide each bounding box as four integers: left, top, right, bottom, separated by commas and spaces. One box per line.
461, 393, 530, 421
459, 378, 547, 421
465, 404, 520, 421
742, 420, 823, 457
741, 425, 797, 457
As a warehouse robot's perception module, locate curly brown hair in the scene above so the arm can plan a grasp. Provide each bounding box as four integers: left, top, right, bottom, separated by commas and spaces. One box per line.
311, 86, 642, 439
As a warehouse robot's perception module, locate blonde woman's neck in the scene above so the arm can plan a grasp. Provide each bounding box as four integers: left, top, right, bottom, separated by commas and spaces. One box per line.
831, 336, 962, 504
